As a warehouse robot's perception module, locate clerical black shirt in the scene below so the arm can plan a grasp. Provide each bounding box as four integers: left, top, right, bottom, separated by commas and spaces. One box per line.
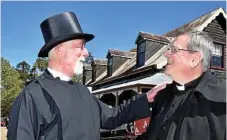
157, 73, 204, 140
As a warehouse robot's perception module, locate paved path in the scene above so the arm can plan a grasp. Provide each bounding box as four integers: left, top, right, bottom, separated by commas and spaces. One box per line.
1, 127, 7, 140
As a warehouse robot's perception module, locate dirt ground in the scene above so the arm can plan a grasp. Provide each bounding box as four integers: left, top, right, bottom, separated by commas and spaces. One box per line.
1, 127, 7, 140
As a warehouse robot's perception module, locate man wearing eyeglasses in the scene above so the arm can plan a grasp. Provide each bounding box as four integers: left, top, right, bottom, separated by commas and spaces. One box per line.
144, 31, 226, 140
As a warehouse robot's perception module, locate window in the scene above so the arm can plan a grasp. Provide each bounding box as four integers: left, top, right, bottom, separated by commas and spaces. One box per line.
137, 42, 146, 67
108, 57, 113, 76
211, 43, 224, 68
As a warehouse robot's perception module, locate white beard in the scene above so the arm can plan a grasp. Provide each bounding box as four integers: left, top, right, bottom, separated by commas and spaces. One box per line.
74, 58, 84, 75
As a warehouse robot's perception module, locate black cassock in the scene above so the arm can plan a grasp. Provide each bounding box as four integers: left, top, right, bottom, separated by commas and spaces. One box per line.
7, 70, 150, 140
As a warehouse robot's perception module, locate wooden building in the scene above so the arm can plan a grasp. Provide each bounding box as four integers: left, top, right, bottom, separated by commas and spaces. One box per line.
83, 7, 226, 139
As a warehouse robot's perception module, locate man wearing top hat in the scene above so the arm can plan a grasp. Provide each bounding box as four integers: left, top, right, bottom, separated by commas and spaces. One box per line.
7, 12, 169, 140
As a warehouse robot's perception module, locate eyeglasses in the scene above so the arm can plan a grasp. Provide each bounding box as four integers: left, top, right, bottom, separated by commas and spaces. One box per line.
166, 45, 197, 54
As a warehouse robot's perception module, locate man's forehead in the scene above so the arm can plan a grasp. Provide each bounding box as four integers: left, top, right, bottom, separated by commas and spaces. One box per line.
170, 39, 181, 48
71, 39, 86, 44
172, 35, 189, 48
61, 39, 85, 48
172, 42, 181, 48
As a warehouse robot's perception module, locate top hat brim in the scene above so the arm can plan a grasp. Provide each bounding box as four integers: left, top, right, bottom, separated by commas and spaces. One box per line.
38, 33, 94, 57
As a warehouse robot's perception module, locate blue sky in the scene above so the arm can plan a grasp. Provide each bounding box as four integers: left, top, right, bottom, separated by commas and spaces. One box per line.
2, 1, 226, 67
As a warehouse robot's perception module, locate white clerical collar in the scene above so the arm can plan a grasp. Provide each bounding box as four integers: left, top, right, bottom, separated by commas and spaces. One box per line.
47, 68, 72, 81
176, 85, 185, 91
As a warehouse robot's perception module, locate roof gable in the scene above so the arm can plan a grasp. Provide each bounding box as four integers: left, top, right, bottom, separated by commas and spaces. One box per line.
164, 7, 226, 37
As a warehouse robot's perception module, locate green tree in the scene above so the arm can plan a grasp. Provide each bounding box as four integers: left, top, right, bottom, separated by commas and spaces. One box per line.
16, 61, 30, 73
1, 57, 23, 117
34, 57, 48, 74
72, 74, 83, 83
16, 61, 31, 82
29, 66, 38, 81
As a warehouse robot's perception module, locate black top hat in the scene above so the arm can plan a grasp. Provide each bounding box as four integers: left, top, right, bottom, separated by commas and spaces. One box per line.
38, 12, 94, 57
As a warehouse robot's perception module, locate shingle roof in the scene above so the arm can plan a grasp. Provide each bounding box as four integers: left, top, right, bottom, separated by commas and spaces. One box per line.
90, 32, 171, 86
93, 59, 107, 65
138, 31, 170, 43
108, 49, 135, 58
129, 48, 137, 52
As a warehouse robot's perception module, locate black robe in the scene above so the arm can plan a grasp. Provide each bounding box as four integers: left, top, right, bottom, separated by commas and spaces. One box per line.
146, 70, 226, 140
7, 70, 150, 140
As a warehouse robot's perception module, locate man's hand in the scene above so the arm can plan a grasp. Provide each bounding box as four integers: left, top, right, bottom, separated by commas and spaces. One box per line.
147, 81, 172, 102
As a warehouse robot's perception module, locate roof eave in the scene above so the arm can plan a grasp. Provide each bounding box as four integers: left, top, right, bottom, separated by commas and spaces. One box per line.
196, 7, 226, 31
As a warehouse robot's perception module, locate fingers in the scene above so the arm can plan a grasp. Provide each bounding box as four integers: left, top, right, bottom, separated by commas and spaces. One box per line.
147, 81, 172, 95
156, 81, 172, 87
146, 81, 172, 102
152, 81, 171, 91
155, 84, 167, 91
149, 84, 166, 95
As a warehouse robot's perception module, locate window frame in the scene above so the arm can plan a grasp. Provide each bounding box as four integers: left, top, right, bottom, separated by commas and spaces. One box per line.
137, 41, 146, 67
108, 57, 113, 76
210, 41, 225, 70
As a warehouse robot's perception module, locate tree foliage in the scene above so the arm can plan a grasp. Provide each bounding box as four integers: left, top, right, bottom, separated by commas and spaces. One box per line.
16, 61, 31, 82
1, 57, 23, 117
29, 66, 39, 81
16, 61, 30, 73
72, 74, 83, 83
34, 57, 48, 73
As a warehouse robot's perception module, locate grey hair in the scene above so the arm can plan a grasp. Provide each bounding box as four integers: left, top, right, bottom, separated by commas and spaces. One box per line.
181, 30, 214, 71
48, 47, 55, 59
48, 43, 62, 59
